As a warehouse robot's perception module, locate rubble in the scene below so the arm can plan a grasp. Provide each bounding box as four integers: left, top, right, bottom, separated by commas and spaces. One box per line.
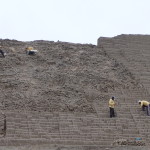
0, 39, 140, 113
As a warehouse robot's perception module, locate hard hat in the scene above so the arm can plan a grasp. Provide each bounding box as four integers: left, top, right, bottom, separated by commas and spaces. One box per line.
27, 47, 33, 50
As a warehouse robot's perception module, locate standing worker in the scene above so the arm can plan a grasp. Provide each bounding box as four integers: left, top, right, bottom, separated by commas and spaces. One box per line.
109, 96, 116, 118
138, 100, 150, 116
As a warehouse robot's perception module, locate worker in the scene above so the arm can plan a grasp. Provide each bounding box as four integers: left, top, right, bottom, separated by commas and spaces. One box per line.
26, 47, 38, 55
109, 96, 116, 118
0, 46, 6, 57
138, 100, 150, 116
0, 50, 6, 57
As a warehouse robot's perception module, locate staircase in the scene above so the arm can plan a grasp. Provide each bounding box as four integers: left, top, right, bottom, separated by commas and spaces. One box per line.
1, 84, 149, 147
97, 34, 150, 145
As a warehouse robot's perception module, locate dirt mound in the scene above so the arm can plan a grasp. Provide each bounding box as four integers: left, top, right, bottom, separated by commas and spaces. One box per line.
0, 39, 139, 113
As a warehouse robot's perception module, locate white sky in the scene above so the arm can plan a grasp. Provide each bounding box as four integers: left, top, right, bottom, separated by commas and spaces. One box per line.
0, 0, 150, 44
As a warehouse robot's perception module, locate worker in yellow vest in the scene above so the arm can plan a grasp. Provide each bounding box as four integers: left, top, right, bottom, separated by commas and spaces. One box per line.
109, 96, 116, 118
138, 100, 150, 116
26, 47, 38, 55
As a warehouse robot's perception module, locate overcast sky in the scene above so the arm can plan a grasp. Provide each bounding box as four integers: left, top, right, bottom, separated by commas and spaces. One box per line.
0, 0, 150, 44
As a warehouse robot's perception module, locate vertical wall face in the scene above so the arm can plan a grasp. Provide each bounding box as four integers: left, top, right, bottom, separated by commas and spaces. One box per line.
97, 37, 102, 47
97, 37, 111, 47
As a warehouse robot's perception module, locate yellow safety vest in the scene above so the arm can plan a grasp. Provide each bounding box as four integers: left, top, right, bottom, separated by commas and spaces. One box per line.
109, 99, 115, 108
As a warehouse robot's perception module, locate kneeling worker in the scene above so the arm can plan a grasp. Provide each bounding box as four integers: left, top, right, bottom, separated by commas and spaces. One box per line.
26, 47, 38, 55
138, 100, 150, 116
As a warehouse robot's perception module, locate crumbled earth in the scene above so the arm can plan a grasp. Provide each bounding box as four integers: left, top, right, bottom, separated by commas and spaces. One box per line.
0, 39, 140, 113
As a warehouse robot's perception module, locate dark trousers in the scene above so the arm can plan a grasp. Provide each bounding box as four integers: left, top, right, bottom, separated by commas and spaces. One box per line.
142, 105, 150, 116
28, 51, 35, 55
110, 107, 115, 118
146, 105, 150, 116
